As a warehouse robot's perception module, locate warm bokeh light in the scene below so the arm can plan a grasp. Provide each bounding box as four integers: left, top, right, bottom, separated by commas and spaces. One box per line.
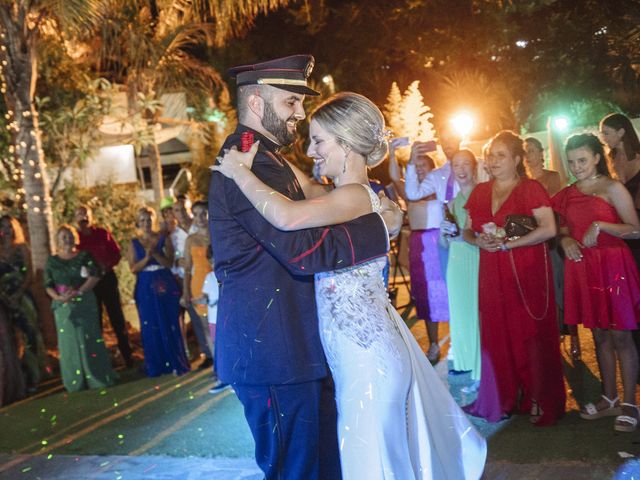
450, 112, 474, 138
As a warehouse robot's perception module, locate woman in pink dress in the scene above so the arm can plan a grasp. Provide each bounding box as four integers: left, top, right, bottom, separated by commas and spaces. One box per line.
552, 133, 640, 432
462, 130, 566, 426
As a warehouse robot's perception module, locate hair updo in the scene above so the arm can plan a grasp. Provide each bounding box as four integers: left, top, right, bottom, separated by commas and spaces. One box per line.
310, 92, 388, 168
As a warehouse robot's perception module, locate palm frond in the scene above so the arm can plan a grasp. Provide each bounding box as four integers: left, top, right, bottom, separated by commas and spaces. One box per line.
47, 0, 104, 35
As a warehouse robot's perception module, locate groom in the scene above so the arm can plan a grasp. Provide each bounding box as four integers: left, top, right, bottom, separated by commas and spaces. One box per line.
208, 55, 399, 479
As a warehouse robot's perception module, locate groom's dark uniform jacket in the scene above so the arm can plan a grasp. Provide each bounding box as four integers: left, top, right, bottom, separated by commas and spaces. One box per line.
209, 125, 389, 385
208, 54, 389, 480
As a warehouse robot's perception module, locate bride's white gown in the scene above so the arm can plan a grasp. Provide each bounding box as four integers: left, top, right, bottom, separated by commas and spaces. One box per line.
315, 186, 487, 480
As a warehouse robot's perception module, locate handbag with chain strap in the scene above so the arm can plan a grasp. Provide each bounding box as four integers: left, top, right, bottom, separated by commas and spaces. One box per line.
504, 214, 537, 240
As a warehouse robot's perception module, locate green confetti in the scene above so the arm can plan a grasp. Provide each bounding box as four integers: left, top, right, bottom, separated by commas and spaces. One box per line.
47, 454, 53, 460
21, 467, 31, 473
117, 434, 124, 439
41, 440, 48, 446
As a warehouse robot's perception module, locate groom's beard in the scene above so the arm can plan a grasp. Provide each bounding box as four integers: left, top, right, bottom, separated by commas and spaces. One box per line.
262, 101, 297, 146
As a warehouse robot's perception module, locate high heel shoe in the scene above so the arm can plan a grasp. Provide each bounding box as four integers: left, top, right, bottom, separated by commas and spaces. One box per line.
570, 334, 581, 361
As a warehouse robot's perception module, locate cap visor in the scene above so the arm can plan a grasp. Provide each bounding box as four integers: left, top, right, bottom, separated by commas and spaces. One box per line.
272, 84, 321, 96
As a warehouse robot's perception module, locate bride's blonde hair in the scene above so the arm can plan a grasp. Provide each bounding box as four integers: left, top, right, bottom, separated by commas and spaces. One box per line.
310, 92, 388, 168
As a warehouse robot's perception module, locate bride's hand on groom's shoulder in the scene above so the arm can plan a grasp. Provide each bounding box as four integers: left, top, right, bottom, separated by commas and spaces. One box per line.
211, 142, 260, 179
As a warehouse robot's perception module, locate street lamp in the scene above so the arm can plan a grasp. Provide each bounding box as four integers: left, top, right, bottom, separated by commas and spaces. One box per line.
552, 116, 569, 131
450, 112, 474, 138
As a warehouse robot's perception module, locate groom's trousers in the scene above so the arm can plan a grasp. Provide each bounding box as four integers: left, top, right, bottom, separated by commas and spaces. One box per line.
234, 376, 342, 480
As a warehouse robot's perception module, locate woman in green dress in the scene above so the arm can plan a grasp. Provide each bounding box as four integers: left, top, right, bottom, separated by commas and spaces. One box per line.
45, 225, 116, 392
0, 215, 46, 389
441, 149, 482, 389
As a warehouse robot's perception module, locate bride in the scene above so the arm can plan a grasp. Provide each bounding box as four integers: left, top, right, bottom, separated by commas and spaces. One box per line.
214, 92, 486, 480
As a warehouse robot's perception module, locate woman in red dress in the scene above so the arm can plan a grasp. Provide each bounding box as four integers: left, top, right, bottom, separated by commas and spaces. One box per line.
462, 130, 566, 426
552, 133, 640, 432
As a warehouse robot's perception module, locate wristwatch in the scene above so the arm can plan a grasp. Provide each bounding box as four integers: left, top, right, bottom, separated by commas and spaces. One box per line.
500, 242, 509, 251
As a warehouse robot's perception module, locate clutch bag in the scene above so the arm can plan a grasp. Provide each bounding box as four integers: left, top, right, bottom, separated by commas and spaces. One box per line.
504, 214, 537, 240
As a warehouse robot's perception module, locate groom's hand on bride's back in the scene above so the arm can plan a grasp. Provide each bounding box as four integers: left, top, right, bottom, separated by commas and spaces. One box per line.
378, 192, 403, 240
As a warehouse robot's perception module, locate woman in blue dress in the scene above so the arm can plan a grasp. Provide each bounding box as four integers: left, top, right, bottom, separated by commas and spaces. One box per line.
127, 207, 190, 377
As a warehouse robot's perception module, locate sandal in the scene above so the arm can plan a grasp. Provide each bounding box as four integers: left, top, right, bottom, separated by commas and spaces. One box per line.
530, 400, 543, 424
580, 394, 622, 420
614, 403, 639, 432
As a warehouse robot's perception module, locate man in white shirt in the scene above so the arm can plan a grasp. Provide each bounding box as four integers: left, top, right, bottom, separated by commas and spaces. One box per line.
403, 127, 462, 363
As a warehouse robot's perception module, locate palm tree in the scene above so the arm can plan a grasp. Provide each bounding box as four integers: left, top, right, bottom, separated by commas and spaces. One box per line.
95, 0, 293, 205
0, 1, 101, 271
0, 0, 292, 343
0, 2, 102, 344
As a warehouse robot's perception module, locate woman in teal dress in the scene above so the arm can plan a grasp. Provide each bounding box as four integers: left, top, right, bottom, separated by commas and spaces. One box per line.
45, 225, 116, 392
441, 149, 482, 387
0, 215, 46, 389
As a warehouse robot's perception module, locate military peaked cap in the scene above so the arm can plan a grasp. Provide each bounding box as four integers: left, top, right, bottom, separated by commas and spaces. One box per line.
228, 54, 320, 96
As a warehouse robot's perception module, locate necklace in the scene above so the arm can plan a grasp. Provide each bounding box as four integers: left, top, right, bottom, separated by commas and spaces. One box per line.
588, 173, 601, 181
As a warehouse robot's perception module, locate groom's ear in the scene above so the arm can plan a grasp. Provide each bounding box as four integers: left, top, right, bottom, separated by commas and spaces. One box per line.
247, 92, 265, 119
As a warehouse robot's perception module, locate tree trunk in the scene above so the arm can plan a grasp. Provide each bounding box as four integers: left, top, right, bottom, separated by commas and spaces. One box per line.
148, 140, 164, 204
126, 79, 164, 205
0, 9, 56, 346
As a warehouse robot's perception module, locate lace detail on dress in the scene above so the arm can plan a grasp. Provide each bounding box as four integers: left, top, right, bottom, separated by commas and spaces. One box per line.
315, 184, 398, 373
361, 183, 382, 213
316, 258, 402, 371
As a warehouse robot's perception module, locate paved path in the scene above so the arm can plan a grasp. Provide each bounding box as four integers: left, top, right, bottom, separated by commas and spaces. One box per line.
0, 300, 636, 479
0, 454, 623, 480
